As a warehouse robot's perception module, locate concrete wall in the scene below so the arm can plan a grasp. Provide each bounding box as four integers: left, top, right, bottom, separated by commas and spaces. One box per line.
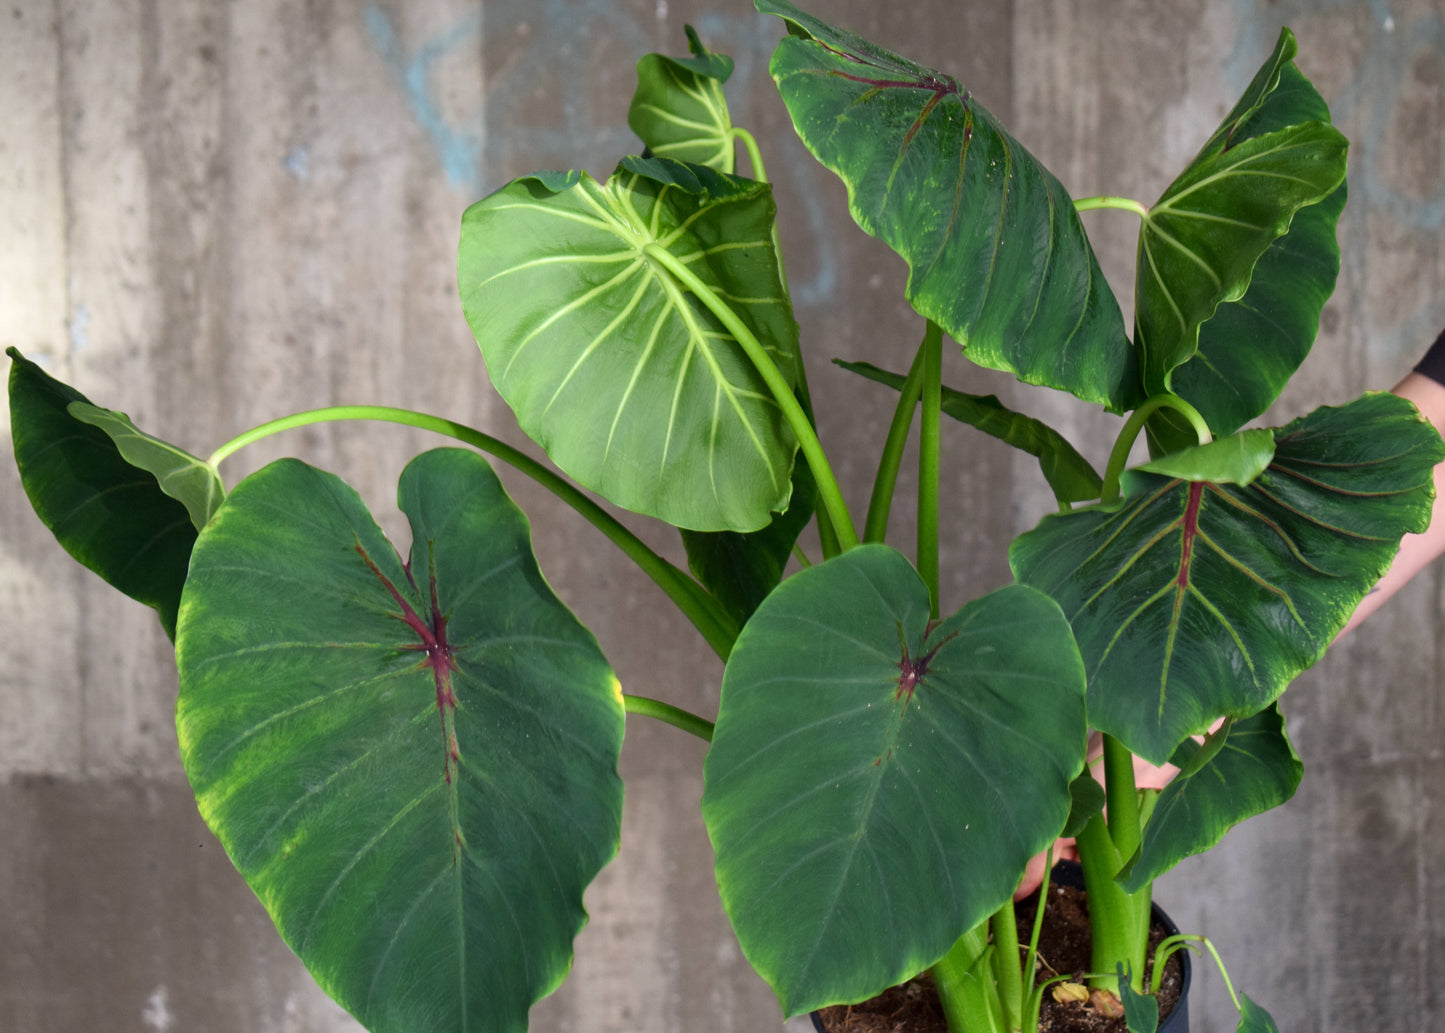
1, 1, 1442, 1031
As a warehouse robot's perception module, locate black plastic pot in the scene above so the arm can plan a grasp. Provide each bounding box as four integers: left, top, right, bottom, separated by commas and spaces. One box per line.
808, 861, 1192, 1033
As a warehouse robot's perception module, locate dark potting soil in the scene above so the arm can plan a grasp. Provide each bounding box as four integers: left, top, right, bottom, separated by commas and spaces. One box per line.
813, 883, 1185, 1033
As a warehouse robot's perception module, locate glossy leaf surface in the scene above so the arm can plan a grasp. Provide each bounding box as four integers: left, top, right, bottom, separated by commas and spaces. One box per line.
69, 402, 225, 529
703, 544, 1086, 1015
458, 158, 799, 532
7, 347, 201, 639
1168, 182, 1345, 440
1135, 29, 1347, 401
176, 449, 625, 1033
758, 0, 1139, 411
1120, 705, 1301, 891
1011, 393, 1444, 764
838, 359, 1103, 504
629, 25, 737, 172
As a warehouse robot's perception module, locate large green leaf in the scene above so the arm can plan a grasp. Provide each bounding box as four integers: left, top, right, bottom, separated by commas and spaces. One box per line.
757, 0, 1139, 412
1011, 393, 1444, 764
458, 156, 799, 532
1166, 182, 1346, 441
1135, 29, 1348, 402
175, 448, 625, 1033
702, 544, 1087, 1015
1119, 705, 1301, 892
6, 347, 209, 639
629, 25, 738, 172
837, 359, 1104, 505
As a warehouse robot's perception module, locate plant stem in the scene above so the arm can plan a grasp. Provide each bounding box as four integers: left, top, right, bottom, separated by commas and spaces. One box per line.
1076, 735, 1152, 996
932, 924, 1005, 1033
623, 694, 714, 741
642, 243, 860, 551
207, 405, 738, 659
990, 901, 1024, 1032
919, 321, 943, 618
733, 126, 768, 184
863, 344, 927, 544
1073, 195, 1151, 220
1100, 394, 1212, 504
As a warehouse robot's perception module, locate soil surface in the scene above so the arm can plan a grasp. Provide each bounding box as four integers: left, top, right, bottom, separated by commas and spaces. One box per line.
813, 882, 1185, 1033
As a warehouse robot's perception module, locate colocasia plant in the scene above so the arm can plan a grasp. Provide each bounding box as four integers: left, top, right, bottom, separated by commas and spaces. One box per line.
10, 3, 1443, 1033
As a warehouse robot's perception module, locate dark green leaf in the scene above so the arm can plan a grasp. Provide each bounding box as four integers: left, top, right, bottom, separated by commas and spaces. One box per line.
1117, 964, 1158, 1033
458, 159, 800, 532
629, 26, 738, 172
1063, 770, 1107, 839
757, 0, 1139, 411
175, 448, 625, 1033
68, 402, 225, 529
7, 347, 202, 639
1120, 706, 1301, 891
1168, 181, 1346, 440
1237, 993, 1280, 1033
680, 457, 816, 627
1011, 393, 1444, 764
837, 360, 1103, 505
702, 544, 1086, 1014
1135, 29, 1348, 401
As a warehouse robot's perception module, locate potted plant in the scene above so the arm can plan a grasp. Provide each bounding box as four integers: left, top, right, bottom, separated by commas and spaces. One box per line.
8, 2, 1442, 1032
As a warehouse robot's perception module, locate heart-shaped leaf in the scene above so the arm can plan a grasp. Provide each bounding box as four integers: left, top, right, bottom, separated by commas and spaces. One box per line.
702, 544, 1086, 1015
175, 448, 625, 1033
1119, 705, 1301, 892
68, 402, 225, 529
1011, 393, 1444, 764
757, 0, 1139, 412
1135, 28, 1347, 401
7, 347, 209, 639
629, 25, 738, 172
837, 359, 1104, 505
458, 157, 799, 532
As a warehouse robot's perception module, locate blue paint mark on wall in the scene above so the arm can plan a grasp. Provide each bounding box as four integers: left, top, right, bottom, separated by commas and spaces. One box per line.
67, 303, 90, 355
361, 1, 837, 305
365, 5, 484, 193
283, 145, 310, 182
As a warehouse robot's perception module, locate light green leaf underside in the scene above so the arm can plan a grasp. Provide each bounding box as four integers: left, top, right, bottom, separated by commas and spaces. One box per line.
68, 401, 225, 529
630, 26, 737, 172
458, 162, 799, 532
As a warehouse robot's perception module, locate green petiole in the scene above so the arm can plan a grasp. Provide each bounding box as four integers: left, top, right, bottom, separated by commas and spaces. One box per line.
207, 405, 739, 661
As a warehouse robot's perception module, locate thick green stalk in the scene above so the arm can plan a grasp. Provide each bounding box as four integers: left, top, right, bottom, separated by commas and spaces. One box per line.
919, 321, 943, 618
1075, 735, 1152, 996
643, 243, 860, 552
932, 924, 1006, 1033
863, 343, 927, 544
207, 405, 738, 659
990, 901, 1024, 1032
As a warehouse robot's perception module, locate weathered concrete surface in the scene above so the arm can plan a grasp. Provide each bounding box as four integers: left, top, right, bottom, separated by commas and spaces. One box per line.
0, 1, 1442, 1031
